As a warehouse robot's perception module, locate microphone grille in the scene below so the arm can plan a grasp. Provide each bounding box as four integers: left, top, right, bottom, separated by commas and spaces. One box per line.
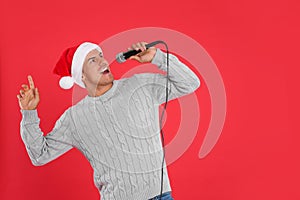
116, 52, 126, 63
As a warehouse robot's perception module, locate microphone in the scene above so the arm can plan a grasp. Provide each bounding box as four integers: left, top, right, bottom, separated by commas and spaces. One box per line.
116, 41, 162, 63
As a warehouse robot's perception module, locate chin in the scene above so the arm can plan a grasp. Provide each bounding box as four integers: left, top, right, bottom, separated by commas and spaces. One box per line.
99, 77, 114, 86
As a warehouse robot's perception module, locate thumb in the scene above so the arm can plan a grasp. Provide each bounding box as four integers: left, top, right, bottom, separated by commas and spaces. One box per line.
35, 88, 40, 99
129, 55, 141, 62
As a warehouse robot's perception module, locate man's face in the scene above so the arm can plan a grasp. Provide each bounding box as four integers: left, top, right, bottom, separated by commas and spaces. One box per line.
82, 49, 114, 88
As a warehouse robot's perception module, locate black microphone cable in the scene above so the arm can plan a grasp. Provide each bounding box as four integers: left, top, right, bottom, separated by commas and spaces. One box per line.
155, 40, 170, 200
140, 40, 169, 200
117, 40, 170, 200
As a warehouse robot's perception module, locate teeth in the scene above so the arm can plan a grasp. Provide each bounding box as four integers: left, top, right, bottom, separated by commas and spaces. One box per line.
100, 67, 108, 73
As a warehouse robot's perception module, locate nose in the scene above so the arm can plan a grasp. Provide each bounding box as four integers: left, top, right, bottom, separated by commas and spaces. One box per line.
98, 60, 108, 67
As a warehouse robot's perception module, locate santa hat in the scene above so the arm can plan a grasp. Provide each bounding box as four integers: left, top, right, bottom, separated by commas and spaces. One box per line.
53, 42, 102, 89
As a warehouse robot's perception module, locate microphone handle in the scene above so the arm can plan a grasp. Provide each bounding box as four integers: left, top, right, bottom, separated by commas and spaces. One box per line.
123, 49, 142, 60
123, 41, 163, 60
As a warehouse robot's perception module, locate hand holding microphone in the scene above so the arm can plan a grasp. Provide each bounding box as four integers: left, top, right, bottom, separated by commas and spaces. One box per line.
116, 41, 162, 63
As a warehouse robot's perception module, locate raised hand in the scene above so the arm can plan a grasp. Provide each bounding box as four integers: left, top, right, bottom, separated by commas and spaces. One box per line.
128, 42, 157, 63
17, 75, 40, 110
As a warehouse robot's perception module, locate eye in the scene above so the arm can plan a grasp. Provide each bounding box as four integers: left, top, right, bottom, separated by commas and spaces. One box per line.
89, 59, 96, 64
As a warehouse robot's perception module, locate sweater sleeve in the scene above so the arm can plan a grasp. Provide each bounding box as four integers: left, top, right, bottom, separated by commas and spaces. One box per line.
20, 109, 74, 166
134, 48, 201, 104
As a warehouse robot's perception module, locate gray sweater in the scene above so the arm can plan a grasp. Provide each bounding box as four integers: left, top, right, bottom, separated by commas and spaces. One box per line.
20, 49, 200, 200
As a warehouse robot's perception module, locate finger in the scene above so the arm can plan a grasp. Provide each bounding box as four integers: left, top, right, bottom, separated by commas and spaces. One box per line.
140, 42, 147, 51
135, 42, 144, 51
20, 89, 25, 97
137, 42, 146, 51
21, 84, 29, 91
17, 94, 22, 100
131, 44, 139, 51
28, 75, 35, 89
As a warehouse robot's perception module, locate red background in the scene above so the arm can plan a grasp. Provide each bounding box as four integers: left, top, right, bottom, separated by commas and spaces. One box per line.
1, 0, 299, 199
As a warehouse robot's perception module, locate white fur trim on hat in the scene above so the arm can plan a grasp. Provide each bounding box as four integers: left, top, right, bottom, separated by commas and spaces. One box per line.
59, 76, 75, 89
71, 42, 102, 88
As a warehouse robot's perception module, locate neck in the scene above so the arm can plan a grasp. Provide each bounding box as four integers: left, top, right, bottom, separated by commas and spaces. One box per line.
86, 82, 114, 97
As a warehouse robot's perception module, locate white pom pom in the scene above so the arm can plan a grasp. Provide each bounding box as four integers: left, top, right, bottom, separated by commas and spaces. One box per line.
59, 76, 74, 89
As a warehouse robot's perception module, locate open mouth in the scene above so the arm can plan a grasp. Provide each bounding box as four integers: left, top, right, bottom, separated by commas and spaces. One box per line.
100, 67, 110, 74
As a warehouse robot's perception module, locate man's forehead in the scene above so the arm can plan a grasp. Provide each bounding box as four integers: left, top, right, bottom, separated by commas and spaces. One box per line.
86, 49, 103, 59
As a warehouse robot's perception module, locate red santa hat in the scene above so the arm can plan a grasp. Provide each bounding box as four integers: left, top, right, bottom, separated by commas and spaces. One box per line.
53, 42, 102, 89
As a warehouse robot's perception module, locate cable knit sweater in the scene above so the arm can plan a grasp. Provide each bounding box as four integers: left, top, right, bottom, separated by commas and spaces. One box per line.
20, 49, 200, 200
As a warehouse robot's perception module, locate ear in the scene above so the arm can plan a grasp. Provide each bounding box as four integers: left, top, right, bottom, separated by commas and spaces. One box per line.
81, 73, 86, 82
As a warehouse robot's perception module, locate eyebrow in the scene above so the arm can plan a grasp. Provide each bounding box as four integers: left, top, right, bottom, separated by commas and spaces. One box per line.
87, 52, 103, 62
87, 56, 96, 62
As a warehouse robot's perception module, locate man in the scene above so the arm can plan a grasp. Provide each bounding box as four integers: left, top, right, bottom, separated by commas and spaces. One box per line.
17, 41, 200, 200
